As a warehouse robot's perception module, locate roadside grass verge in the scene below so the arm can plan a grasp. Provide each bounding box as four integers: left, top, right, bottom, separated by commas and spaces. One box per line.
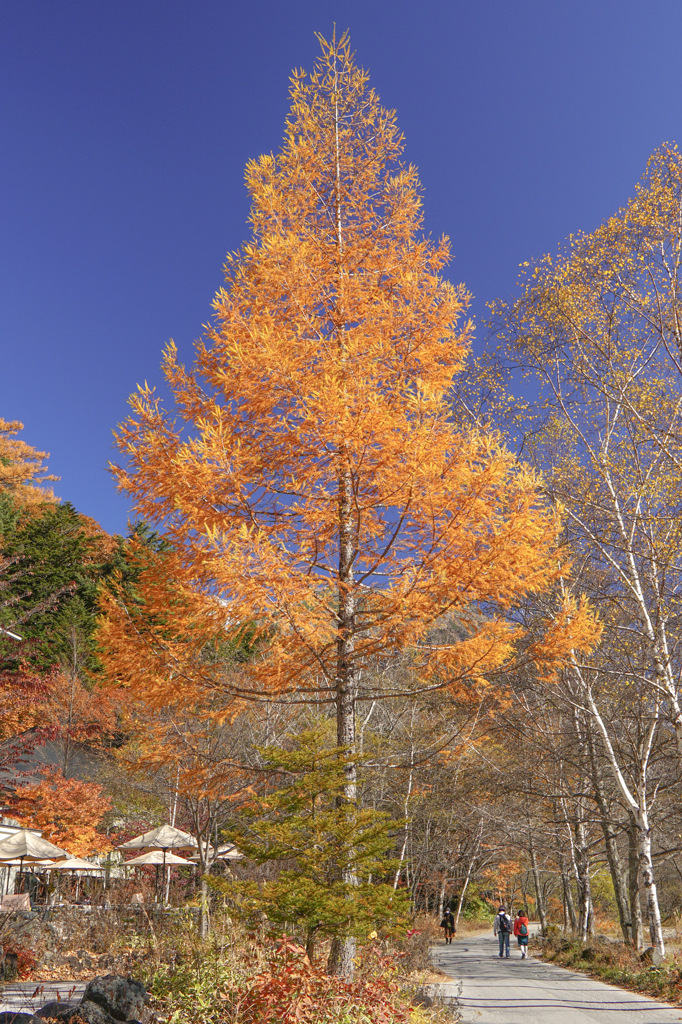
538, 933, 682, 1005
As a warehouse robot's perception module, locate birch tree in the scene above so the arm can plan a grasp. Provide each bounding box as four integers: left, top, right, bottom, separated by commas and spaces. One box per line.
493, 144, 682, 757
491, 145, 682, 955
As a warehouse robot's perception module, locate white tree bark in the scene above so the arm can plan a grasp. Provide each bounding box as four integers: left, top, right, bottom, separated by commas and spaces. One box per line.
454, 822, 483, 929
570, 664, 665, 955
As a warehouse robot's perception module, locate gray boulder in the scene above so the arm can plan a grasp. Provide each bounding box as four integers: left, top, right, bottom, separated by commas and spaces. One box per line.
0, 1014, 43, 1024
36, 1002, 79, 1021
81, 977, 147, 1023
61, 1002, 116, 1024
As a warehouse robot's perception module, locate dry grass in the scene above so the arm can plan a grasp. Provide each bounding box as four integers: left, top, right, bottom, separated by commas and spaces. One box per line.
538, 932, 682, 1006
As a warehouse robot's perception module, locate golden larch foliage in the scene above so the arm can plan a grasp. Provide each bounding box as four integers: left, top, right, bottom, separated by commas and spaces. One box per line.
101, 34, 598, 728
0, 420, 58, 509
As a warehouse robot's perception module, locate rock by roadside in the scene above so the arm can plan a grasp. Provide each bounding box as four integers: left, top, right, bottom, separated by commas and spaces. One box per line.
32, 975, 149, 1024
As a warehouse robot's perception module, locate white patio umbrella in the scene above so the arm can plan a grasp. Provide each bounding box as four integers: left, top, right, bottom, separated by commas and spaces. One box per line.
2, 858, 55, 867
0, 831, 69, 892
189, 843, 243, 863
117, 825, 198, 853
50, 857, 106, 902
124, 850, 193, 867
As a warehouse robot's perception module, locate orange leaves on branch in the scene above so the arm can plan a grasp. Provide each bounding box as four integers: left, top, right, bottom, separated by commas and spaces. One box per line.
0, 662, 57, 741
107, 34, 575, 721
483, 859, 522, 904
97, 539, 232, 713
529, 595, 603, 683
116, 697, 248, 803
9, 767, 111, 857
43, 672, 121, 749
0, 420, 58, 509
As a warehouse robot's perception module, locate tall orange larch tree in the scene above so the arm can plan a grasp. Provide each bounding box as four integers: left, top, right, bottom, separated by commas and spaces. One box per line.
101, 34, 596, 974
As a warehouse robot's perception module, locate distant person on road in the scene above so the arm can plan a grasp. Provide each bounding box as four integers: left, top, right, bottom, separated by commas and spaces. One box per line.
493, 905, 511, 958
440, 908, 456, 944
514, 909, 530, 958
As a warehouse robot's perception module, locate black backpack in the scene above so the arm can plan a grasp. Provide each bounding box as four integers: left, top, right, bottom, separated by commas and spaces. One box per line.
498, 912, 510, 933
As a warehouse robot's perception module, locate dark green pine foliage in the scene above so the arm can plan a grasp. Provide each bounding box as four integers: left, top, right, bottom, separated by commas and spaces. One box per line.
0, 500, 122, 672
215, 725, 409, 962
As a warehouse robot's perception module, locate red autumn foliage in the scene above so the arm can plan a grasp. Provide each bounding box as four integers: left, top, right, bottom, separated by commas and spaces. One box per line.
234, 937, 410, 1024
3, 942, 38, 980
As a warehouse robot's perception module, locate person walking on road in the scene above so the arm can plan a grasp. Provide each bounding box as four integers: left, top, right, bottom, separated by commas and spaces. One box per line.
493, 905, 511, 958
513, 909, 530, 958
440, 908, 456, 944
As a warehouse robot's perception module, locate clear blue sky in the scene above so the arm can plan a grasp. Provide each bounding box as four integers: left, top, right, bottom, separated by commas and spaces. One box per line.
2, 0, 681, 535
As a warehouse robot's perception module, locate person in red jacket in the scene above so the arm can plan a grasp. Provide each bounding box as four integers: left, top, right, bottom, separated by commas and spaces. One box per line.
513, 910, 530, 958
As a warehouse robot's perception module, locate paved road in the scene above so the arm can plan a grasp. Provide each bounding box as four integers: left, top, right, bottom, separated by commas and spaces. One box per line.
430, 934, 682, 1024
0, 981, 85, 1016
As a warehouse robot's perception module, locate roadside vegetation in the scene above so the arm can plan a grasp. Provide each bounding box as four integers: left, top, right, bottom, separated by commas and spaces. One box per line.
538, 932, 682, 1006
140, 923, 457, 1024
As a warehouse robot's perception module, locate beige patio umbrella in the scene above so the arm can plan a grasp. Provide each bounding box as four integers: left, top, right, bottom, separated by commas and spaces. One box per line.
1, 858, 55, 894
0, 831, 69, 861
50, 857, 106, 872
117, 825, 198, 853
50, 857, 106, 902
0, 830, 69, 892
124, 850, 193, 867
118, 826, 198, 902
124, 848, 193, 900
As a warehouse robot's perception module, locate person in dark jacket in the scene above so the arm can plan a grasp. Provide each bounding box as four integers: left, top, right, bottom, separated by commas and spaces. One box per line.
493, 905, 511, 958
440, 909, 456, 944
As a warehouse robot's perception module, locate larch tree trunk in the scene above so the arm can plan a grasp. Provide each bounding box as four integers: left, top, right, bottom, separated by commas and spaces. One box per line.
327, 50, 359, 977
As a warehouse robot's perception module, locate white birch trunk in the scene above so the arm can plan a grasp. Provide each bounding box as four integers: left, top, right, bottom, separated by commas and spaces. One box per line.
454, 827, 483, 930
576, 670, 665, 955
